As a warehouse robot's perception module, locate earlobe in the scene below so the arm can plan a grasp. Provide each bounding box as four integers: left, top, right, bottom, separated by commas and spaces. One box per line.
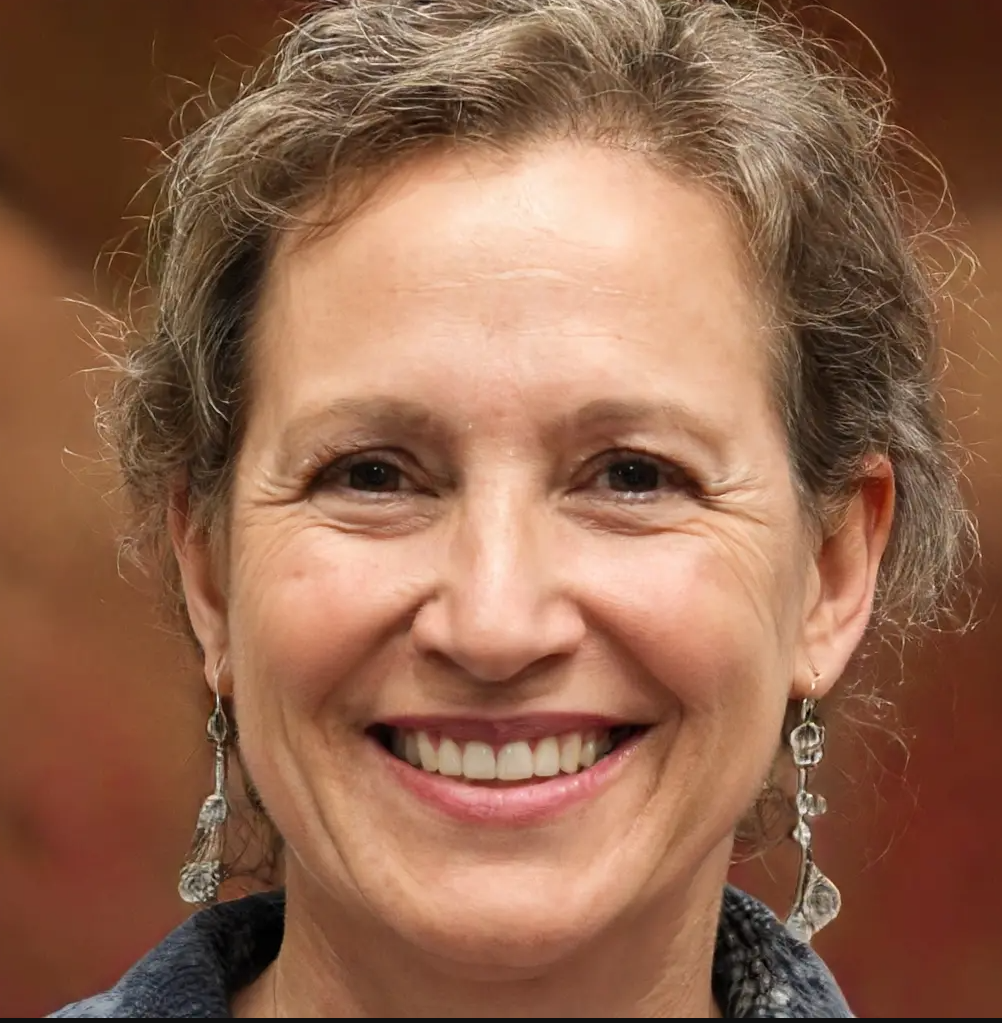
169, 489, 231, 693
795, 458, 895, 699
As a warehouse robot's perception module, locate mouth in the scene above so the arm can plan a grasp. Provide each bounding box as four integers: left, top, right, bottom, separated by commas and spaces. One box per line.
367, 720, 649, 785
366, 717, 650, 824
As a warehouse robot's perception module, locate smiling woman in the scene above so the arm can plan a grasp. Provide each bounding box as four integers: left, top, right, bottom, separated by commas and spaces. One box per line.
50, 0, 970, 1018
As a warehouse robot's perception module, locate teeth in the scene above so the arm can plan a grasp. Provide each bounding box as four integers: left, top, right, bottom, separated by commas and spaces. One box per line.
438, 737, 463, 777
559, 732, 582, 774
417, 731, 438, 772
395, 728, 626, 781
404, 732, 421, 767
533, 736, 560, 777
462, 741, 496, 780
496, 741, 534, 781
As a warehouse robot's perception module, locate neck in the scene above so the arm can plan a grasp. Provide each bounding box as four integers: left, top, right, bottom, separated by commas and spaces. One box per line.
235, 848, 731, 1019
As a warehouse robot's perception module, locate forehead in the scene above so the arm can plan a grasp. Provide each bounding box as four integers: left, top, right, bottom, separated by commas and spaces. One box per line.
252, 143, 774, 435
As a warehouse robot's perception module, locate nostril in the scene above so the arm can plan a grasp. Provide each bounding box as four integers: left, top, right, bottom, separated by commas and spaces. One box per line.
410, 593, 587, 687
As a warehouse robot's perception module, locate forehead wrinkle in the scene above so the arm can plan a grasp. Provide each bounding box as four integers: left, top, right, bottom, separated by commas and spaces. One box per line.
396, 266, 631, 293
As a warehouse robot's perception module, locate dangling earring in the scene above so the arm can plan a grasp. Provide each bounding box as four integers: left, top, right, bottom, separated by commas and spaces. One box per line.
178, 670, 230, 906
785, 694, 841, 943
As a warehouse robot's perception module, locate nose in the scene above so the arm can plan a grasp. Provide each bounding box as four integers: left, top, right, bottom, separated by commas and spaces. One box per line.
411, 489, 586, 684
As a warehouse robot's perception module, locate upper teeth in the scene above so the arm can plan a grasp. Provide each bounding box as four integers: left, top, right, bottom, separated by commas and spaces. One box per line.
391, 730, 615, 781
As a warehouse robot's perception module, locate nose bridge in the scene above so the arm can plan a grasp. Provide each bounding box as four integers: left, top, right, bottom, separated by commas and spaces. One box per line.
414, 476, 582, 683
462, 483, 539, 615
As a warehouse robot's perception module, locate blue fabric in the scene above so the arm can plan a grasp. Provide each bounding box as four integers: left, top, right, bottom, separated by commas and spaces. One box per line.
49, 886, 852, 1018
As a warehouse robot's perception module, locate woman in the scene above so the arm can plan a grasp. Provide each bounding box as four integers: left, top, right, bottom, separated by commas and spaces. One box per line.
52, 0, 969, 1017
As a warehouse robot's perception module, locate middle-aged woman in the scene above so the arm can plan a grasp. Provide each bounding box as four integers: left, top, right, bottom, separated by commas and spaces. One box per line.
53, 0, 971, 1017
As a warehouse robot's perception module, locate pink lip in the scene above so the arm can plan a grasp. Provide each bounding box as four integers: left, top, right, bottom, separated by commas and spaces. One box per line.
377, 713, 634, 745
371, 728, 645, 826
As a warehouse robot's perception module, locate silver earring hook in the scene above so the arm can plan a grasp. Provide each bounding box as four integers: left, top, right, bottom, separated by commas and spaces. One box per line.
806, 657, 821, 694
207, 659, 228, 746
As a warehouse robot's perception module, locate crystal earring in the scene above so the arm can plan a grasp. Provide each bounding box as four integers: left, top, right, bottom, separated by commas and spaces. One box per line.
178, 676, 230, 906
785, 696, 841, 942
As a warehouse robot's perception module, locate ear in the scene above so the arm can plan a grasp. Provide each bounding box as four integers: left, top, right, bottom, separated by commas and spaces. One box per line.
795, 457, 895, 699
169, 486, 232, 697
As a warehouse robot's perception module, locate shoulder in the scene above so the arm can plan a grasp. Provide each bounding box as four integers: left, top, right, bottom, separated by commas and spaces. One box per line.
48, 990, 127, 1018
46, 892, 285, 1019
716, 887, 854, 1018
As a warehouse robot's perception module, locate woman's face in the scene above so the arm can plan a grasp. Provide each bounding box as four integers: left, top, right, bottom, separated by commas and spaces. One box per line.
181, 143, 877, 967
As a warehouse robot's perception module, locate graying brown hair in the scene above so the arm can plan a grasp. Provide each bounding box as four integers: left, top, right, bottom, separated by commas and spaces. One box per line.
110, 0, 971, 638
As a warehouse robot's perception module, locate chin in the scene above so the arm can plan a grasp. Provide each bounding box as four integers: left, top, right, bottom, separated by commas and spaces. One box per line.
389, 873, 622, 972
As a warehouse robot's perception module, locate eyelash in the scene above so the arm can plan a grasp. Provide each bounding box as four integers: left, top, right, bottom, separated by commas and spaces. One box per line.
305, 446, 700, 500
589, 450, 700, 500
306, 446, 422, 493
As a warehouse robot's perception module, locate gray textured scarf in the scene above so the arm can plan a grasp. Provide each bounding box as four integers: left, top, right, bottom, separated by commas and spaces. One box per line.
50, 887, 852, 1018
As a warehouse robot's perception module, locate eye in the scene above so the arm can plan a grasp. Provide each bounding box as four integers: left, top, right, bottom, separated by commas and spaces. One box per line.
346, 460, 403, 492
603, 457, 663, 493
589, 452, 695, 498
311, 453, 418, 496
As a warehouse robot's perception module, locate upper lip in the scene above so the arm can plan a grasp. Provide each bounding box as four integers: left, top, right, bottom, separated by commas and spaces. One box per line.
374, 714, 645, 744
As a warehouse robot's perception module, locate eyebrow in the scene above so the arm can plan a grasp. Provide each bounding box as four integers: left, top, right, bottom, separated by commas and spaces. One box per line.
275, 397, 448, 464
554, 398, 721, 443
274, 395, 726, 466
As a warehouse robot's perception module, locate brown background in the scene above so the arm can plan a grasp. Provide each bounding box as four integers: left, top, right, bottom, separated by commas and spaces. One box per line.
0, 2, 998, 1017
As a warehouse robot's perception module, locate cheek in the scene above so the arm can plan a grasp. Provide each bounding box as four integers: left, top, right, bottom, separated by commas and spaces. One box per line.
225, 519, 426, 716
586, 533, 805, 842
580, 530, 804, 715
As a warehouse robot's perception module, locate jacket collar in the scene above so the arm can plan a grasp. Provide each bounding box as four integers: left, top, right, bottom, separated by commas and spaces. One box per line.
51, 886, 852, 1018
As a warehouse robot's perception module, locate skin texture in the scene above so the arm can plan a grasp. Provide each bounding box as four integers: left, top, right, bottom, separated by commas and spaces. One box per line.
175, 143, 893, 1018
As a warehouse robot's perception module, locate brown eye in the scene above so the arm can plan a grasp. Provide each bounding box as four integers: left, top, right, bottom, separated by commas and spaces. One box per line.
347, 461, 402, 491
604, 458, 663, 493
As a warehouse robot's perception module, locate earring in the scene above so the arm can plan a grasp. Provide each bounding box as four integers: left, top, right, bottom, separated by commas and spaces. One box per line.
784, 696, 841, 943
178, 676, 230, 906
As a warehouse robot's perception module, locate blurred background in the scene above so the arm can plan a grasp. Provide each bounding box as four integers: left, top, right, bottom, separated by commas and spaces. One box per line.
0, 1, 999, 1017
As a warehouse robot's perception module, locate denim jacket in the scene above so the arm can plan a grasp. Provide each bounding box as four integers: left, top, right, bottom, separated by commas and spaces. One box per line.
50, 887, 853, 1018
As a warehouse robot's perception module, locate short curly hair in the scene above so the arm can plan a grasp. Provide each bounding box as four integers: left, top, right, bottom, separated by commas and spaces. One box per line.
107, 0, 972, 641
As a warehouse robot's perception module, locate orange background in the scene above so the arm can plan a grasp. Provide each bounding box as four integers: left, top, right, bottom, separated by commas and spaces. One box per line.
0, 2, 999, 1017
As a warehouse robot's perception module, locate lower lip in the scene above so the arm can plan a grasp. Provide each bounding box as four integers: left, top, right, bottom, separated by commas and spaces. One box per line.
373, 734, 644, 826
